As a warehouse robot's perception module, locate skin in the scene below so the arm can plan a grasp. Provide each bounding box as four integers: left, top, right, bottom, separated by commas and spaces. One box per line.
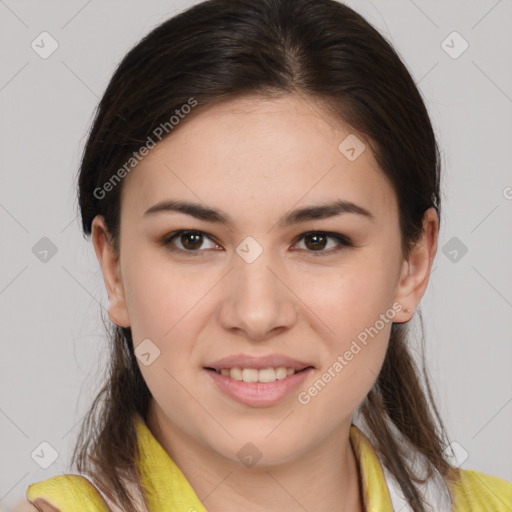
91, 93, 439, 512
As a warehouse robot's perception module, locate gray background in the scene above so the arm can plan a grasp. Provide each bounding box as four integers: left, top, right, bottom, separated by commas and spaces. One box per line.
1, 0, 511, 508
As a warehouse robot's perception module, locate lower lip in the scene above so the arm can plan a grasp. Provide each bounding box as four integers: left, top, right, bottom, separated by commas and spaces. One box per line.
205, 368, 313, 407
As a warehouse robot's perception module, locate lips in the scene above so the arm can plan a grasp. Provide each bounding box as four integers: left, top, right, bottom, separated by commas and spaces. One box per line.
203, 354, 315, 405
205, 363, 314, 407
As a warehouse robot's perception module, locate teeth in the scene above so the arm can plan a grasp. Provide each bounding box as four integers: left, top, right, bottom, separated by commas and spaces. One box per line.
216, 366, 299, 383
230, 368, 242, 380
242, 368, 259, 383
275, 367, 287, 380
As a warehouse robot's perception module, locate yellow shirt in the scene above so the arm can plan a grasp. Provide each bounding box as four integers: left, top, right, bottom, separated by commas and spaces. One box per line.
26, 415, 512, 511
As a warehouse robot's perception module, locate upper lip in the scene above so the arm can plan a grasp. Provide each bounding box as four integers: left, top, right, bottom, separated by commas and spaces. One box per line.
204, 354, 314, 371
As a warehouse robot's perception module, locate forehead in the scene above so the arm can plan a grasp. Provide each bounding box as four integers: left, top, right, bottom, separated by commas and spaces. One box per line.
121, 94, 398, 223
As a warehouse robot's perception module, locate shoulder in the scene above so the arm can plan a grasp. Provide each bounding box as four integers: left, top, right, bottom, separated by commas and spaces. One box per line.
25, 474, 111, 512
11, 498, 59, 512
451, 468, 512, 511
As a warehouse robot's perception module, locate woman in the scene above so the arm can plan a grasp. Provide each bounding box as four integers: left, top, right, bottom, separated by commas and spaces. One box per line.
22, 0, 512, 511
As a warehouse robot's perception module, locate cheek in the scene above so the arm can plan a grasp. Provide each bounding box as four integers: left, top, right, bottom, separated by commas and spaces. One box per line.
300, 254, 399, 343
297, 292, 392, 427
123, 254, 214, 432
293, 253, 398, 406
122, 248, 208, 343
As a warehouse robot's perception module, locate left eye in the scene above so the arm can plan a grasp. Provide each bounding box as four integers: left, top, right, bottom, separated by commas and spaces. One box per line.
162, 230, 354, 255
293, 231, 354, 254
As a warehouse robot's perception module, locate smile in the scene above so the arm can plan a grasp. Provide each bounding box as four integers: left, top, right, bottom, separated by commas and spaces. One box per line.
204, 366, 314, 407
207, 366, 310, 383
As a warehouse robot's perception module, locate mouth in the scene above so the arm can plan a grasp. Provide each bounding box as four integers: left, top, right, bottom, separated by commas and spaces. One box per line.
202, 354, 315, 406
204, 364, 315, 407
204, 365, 314, 383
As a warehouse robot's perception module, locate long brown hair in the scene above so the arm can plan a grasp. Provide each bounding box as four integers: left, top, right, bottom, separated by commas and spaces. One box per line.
73, 1, 460, 510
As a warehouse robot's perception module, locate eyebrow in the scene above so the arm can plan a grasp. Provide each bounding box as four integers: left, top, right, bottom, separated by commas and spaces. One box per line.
143, 199, 374, 226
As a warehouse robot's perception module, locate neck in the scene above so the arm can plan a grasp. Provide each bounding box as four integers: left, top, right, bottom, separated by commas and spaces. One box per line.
146, 401, 364, 512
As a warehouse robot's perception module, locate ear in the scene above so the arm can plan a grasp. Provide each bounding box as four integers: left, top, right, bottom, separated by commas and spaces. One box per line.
91, 215, 131, 328
393, 207, 439, 323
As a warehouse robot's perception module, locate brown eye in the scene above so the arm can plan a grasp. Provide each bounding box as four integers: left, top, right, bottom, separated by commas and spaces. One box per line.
303, 233, 328, 251
162, 230, 219, 253
294, 231, 354, 255
179, 232, 203, 250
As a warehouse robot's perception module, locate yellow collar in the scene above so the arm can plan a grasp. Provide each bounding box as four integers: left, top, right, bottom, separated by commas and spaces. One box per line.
27, 414, 512, 511
134, 415, 394, 512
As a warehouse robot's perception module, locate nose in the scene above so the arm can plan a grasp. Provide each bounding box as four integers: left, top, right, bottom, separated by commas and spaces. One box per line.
217, 247, 298, 341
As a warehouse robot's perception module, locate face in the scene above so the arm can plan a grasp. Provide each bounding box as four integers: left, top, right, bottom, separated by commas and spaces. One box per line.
92, 93, 436, 467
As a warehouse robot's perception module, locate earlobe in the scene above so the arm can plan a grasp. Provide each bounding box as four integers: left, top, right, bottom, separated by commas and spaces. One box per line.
91, 215, 131, 328
393, 208, 439, 323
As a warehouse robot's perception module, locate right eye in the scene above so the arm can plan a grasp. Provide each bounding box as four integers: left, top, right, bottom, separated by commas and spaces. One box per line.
161, 230, 221, 254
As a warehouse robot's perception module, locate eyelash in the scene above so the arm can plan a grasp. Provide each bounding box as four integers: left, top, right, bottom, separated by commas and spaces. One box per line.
161, 230, 355, 257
